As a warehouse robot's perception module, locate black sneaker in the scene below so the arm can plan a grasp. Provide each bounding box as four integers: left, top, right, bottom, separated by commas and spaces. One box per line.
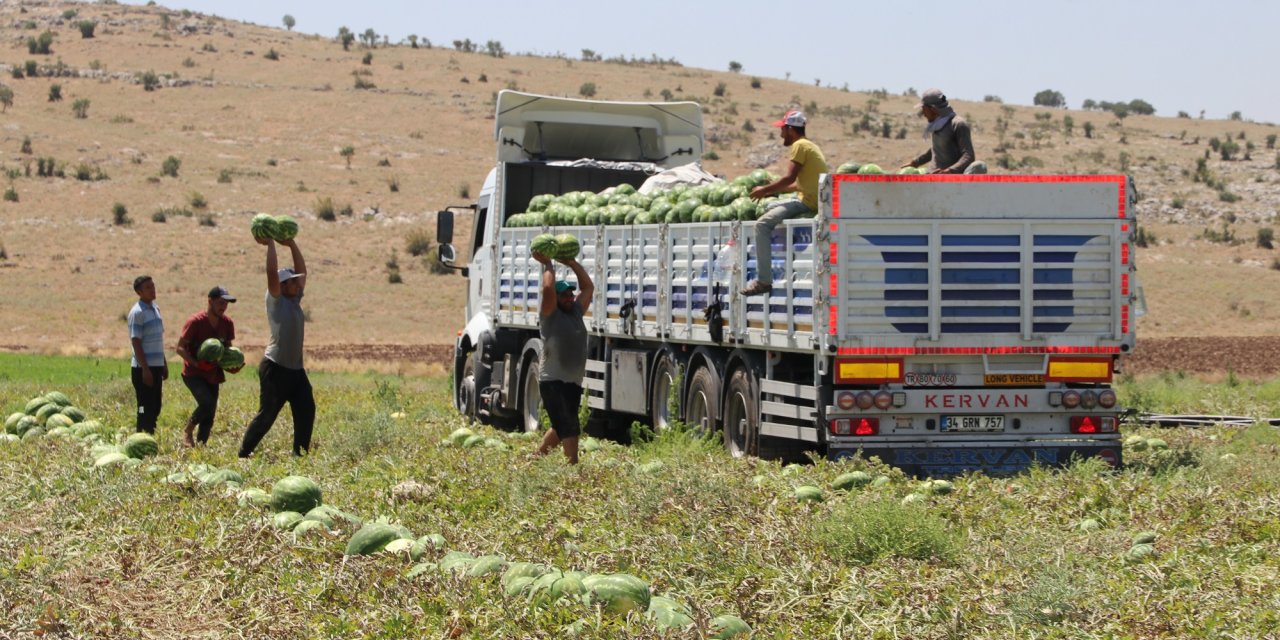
739, 280, 772, 296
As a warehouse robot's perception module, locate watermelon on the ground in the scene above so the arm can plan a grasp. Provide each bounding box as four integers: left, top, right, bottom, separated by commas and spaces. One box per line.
647, 595, 695, 629
710, 614, 752, 639
4, 412, 23, 434
60, 406, 86, 422
833, 471, 872, 491
794, 485, 824, 502
94, 452, 130, 467
529, 570, 587, 606
44, 391, 72, 407
237, 488, 273, 508
583, 573, 651, 614
466, 555, 508, 577
271, 475, 323, 513
197, 338, 225, 363
35, 403, 62, 424
272, 511, 305, 530
122, 433, 159, 459
345, 522, 402, 556
25, 397, 50, 415
45, 414, 74, 430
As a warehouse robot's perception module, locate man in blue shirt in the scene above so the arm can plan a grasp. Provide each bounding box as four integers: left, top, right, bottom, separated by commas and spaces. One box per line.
127, 275, 167, 434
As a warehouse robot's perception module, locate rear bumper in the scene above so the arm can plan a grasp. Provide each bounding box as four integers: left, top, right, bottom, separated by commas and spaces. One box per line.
828, 443, 1122, 477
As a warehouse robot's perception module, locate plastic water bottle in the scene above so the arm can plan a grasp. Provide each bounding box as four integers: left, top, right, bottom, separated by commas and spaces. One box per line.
713, 239, 737, 282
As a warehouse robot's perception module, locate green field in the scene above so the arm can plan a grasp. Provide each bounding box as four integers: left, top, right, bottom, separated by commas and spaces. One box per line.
2, 354, 1279, 638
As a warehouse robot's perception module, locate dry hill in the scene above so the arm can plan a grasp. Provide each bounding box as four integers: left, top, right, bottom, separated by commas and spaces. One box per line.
1, 1, 1278, 371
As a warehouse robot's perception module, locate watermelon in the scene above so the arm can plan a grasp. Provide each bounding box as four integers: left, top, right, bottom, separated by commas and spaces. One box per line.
835, 161, 862, 174
35, 403, 62, 424
898, 166, 923, 175
583, 573, 651, 614
461, 434, 485, 448
0, 434, 18, 443
614, 183, 636, 196
250, 213, 280, 240
1146, 438, 1169, 451
306, 504, 363, 529
833, 471, 872, 491
21, 426, 45, 440
271, 475, 323, 513
924, 479, 955, 495
95, 451, 131, 467
345, 522, 403, 556
794, 485, 824, 502
466, 555, 508, 577
25, 397, 50, 415
502, 562, 552, 592
647, 595, 695, 629
530, 233, 558, 258
272, 511, 305, 530
554, 233, 580, 260
710, 614, 752, 639
122, 433, 159, 459
237, 488, 273, 508
197, 338, 225, 363
1132, 531, 1157, 545
274, 215, 299, 240
4, 412, 23, 434
292, 519, 327, 538
44, 391, 73, 407
201, 469, 244, 486
504, 576, 537, 597
219, 347, 245, 371
1077, 518, 1102, 532
60, 406, 86, 422
383, 538, 415, 555
409, 534, 446, 560
857, 163, 884, 175
439, 551, 477, 573
45, 414, 75, 430
530, 570, 587, 606
1125, 543, 1155, 563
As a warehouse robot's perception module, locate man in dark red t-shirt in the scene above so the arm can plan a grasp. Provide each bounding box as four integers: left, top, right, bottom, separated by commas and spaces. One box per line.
175, 286, 240, 447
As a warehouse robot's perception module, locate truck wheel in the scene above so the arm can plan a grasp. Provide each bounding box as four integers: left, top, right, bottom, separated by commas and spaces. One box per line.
458, 355, 477, 421
519, 355, 543, 433
649, 352, 679, 431
722, 367, 758, 458
683, 365, 720, 436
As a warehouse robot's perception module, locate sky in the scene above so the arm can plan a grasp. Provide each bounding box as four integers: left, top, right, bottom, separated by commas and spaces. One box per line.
127, 0, 1280, 124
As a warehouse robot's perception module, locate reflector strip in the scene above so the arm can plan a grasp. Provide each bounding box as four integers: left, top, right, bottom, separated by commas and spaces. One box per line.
1121, 243, 1130, 265
1047, 357, 1113, 382
1122, 305, 1130, 334
828, 307, 838, 335
837, 346, 1122, 355
1122, 273, 1129, 296
835, 358, 904, 383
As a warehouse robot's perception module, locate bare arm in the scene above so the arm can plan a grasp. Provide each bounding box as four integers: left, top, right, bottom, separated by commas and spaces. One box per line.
749, 160, 801, 200
261, 238, 281, 298
534, 251, 556, 318
282, 238, 306, 294
561, 258, 593, 316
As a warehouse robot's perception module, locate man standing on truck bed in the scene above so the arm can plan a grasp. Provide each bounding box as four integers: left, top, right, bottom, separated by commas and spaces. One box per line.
531, 249, 594, 464
902, 88, 986, 175
741, 109, 828, 296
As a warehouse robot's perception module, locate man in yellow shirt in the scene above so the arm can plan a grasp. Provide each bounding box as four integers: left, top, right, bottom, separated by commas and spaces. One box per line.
741, 109, 828, 296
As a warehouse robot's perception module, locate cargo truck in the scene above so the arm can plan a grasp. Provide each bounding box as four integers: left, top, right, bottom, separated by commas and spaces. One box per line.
435, 90, 1137, 475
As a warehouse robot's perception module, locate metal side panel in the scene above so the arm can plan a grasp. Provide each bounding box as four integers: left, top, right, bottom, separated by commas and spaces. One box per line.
760, 379, 818, 401
761, 400, 815, 421
740, 220, 819, 350
761, 421, 819, 443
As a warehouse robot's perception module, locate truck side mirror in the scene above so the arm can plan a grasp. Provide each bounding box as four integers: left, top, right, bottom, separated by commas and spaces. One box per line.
436, 210, 454, 244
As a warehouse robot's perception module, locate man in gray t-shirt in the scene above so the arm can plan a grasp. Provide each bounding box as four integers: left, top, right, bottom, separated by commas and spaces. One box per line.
238, 236, 316, 458
532, 248, 594, 464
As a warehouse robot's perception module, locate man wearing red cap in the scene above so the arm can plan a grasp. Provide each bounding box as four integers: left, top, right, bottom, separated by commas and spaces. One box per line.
175, 285, 240, 447
741, 109, 828, 296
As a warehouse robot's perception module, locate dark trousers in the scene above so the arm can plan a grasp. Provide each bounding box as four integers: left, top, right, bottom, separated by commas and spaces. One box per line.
131, 366, 166, 434
539, 380, 583, 439
182, 375, 221, 444
239, 359, 315, 457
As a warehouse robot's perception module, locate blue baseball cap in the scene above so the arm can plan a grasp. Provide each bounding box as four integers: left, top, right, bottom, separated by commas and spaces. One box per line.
554, 280, 575, 294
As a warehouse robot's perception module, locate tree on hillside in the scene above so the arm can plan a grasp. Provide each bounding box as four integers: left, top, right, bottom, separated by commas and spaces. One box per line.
0, 85, 13, 113
485, 40, 505, 58
453, 39, 476, 53
282, 15, 295, 31
581, 49, 600, 62
340, 145, 354, 169
360, 28, 378, 48
78, 20, 96, 38
1081, 98, 1097, 111
1033, 89, 1066, 108
27, 31, 54, 55
1127, 99, 1155, 116
407, 34, 419, 49
338, 27, 354, 51
728, 61, 742, 73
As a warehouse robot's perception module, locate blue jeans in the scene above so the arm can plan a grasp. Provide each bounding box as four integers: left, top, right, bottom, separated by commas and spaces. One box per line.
753, 199, 813, 285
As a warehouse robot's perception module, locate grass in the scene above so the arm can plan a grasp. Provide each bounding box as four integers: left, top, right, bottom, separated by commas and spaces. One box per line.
3, 354, 1280, 637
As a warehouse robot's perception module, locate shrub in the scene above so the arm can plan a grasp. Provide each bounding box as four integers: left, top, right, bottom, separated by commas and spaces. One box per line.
376, 157, 391, 167
78, 21, 96, 38
282, 14, 296, 30
71, 98, 90, 118
405, 228, 432, 256
1082, 121, 1094, 138
750, 76, 761, 89
340, 145, 355, 168
201, 42, 217, 53
983, 94, 1003, 103
1171, 197, 1185, 209
353, 76, 375, 90
189, 192, 207, 209
361, 51, 373, 65
24, 61, 38, 78
314, 196, 336, 221
1257, 228, 1274, 250
387, 176, 399, 192
1033, 89, 1065, 108
161, 155, 181, 177
1267, 134, 1277, 150
63, 9, 79, 19
47, 83, 61, 102
457, 183, 470, 199
3, 185, 17, 202
1218, 190, 1240, 203
111, 202, 130, 226
1133, 225, 1156, 248
713, 82, 726, 97
264, 48, 280, 61
141, 70, 160, 91
8, 67, 21, 80
151, 210, 166, 223
21, 137, 31, 154
28, 31, 54, 55
811, 497, 959, 565
387, 269, 402, 284
197, 213, 215, 227
579, 82, 597, 98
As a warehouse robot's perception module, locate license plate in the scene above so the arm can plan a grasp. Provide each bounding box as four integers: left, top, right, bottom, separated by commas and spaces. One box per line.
942, 415, 1005, 432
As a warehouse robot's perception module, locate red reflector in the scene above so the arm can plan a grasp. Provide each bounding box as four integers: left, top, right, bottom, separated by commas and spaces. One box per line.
854, 418, 878, 436
1122, 273, 1129, 296
1122, 243, 1130, 265
1071, 416, 1098, 433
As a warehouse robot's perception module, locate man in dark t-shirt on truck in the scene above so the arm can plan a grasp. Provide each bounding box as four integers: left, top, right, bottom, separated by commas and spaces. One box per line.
902, 88, 987, 175
531, 248, 594, 464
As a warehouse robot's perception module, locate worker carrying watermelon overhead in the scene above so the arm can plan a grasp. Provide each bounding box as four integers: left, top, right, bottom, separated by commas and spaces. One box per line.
901, 88, 987, 175
740, 109, 828, 296
530, 246, 594, 464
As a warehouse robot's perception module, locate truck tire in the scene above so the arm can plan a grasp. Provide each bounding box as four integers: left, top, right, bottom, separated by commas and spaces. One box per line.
649, 351, 680, 431
683, 365, 720, 436
722, 367, 758, 458
458, 355, 477, 422
519, 353, 543, 433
